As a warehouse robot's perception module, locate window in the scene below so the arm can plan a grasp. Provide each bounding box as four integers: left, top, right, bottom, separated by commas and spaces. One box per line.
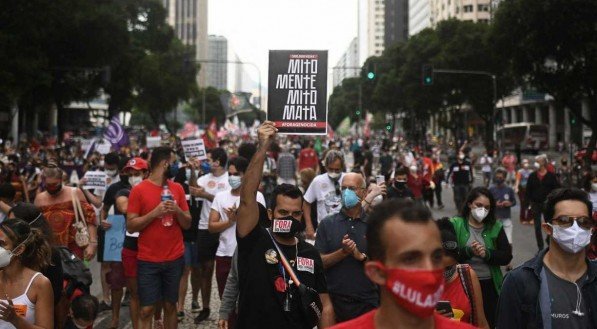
478, 4, 489, 12
463, 5, 473, 12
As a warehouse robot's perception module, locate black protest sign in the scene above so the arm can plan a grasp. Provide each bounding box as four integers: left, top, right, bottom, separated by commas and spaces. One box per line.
268, 50, 328, 135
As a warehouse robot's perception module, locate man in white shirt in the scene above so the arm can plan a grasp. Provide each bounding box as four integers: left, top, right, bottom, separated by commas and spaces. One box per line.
303, 150, 345, 239
479, 152, 493, 187
189, 147, 230, 323
208, 156, 266, 298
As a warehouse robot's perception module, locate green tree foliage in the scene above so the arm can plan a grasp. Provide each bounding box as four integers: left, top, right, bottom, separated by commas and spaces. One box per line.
328, 77, 361, 129
492, 0, 597, 164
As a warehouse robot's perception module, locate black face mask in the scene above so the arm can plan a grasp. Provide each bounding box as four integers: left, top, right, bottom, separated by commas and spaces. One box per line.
271, 216, 305, 238
46, 183, 63, 196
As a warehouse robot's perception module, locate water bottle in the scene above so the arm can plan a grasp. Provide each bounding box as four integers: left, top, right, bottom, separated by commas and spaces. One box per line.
161, 185, 174, 227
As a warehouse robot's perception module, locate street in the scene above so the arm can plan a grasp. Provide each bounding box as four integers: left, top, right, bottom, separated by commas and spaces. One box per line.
90, 175, 538, 329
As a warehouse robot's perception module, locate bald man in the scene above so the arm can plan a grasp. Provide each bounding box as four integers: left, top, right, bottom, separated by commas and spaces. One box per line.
315, 173, 379, 322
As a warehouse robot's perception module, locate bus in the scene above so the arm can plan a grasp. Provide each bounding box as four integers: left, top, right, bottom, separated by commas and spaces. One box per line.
497, 123, 549, 153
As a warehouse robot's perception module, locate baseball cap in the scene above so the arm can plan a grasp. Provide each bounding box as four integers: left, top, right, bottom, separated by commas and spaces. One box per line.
124, 157, 148, 171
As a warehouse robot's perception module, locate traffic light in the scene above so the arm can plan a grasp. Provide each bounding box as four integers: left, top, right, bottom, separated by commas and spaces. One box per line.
385, 122, 392, 131
422, 64, 433, 86
367, 62, 376, 80
571, 116, 576, 125
356, 109, 361, 116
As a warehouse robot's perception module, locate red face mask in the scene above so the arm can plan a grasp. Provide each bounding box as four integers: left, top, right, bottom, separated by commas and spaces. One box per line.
375, 262, 445, 318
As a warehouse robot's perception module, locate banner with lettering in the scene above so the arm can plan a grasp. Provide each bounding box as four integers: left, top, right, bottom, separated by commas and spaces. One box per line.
103, 214, 126, 261
268, 50, 328, 135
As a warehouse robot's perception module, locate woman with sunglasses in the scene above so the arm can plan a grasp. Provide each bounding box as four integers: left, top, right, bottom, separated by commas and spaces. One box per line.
450, 187, 512, 328
0, 218, 54, 329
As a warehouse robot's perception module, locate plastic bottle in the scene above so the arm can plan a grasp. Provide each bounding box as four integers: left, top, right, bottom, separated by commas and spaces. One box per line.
161, 185, 174, 227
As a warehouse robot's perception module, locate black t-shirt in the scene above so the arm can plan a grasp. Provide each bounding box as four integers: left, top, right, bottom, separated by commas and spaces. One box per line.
115, 188, 138, 251
42, 248, 64, 306
237, 225, 327, 329
179, 181, 201, 242
544, 266, 591, 328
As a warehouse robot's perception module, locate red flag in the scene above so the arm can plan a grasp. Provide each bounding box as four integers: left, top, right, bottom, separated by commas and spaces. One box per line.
202, 118, 218, 149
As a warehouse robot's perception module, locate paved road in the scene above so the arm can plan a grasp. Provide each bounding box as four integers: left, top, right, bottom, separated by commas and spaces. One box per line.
90, 175, 540, 328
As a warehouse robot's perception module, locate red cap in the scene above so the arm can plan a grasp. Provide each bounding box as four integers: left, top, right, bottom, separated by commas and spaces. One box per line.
124, 157, 148, 171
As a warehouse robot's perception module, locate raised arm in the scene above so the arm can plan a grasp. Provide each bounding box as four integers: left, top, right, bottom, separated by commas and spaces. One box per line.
237, 122, 277, 238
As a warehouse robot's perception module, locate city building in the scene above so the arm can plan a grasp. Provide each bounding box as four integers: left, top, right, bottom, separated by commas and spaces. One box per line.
206, 35, 228, 90
333, 38, 360, 88
431, 0, 492, 25
368, 0, 386, 57
409, 0, 433, 36
384, 0, 409, 47
162, 0, 208, 86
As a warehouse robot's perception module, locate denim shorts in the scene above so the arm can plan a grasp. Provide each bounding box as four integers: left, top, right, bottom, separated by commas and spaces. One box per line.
137, 257, 184, 306
183, 241, 199, 267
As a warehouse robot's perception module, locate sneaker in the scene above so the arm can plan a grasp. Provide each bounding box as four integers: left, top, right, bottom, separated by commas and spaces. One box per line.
191, 301, 201, 313
177, 311, 185, 322
194, 308, 210, 324
98, 301, 111, 313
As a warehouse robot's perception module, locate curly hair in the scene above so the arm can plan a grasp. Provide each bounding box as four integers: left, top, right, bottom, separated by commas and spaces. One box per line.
0, 218, 52, 270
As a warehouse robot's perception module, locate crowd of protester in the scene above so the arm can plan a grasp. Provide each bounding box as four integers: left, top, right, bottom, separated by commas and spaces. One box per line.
0, 122, 595, 329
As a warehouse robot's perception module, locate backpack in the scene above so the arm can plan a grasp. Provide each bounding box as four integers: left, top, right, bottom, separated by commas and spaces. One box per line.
57, 247, 92, 299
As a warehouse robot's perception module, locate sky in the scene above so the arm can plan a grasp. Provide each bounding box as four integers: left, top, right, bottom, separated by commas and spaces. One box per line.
209, 0, 360, 90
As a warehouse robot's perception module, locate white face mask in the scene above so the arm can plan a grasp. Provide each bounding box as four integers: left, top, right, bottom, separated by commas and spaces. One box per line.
129, 176, 143, 187
0, 246, 13, 268
592, 183, 597, 192
105, 169, 118, 177
471, 207, 489, 222
328, 172, 341, 180
409, 166, 418, 173
533, 162, 541, 169
549, 222, 592, 254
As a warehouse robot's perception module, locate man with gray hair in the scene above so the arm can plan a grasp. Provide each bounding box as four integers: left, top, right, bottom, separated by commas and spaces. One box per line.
526, 154, 560, 250
303, 150, 345, 239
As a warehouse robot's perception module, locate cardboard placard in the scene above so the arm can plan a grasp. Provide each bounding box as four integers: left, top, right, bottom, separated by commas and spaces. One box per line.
103, 214, 126, 262
181, 138, 207, 160
268, 50, 328, 135
82, 171, 107, 190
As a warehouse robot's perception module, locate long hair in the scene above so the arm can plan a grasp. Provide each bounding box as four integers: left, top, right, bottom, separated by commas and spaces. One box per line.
0, 218, 52, 270
460, 187, 497, 225
8, 202, 55, 245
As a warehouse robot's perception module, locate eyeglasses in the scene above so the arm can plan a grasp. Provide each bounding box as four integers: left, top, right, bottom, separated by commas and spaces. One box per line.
551, 216, 594, 230
278, 209, 303, 218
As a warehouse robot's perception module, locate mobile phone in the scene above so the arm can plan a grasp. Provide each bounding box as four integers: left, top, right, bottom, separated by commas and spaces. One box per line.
376, 175, 385, 185
436, 301, 453, 315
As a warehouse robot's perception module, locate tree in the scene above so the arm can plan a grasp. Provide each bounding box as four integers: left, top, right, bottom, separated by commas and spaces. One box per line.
492, 0, 597, 165
328, 78, 361, 129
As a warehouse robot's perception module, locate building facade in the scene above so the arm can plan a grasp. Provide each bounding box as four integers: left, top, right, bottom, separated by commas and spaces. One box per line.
333, 38, 360, 88
368, 0, 386, 57
206, 35, 228, 90
409, 0, 432, 36
384, 0, 409, 46
431, 0, 491, 25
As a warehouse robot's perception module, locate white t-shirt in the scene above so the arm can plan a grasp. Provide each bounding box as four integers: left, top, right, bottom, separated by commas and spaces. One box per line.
211, 190, 266, 257
197, 172, 230, 230
480, 156, 493, 173
304, 173, 344, 223
589, 191, 597, 214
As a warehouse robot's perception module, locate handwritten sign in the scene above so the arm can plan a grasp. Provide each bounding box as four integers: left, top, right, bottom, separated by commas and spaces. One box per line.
181, 138, 207, 160
103, 214, 126, 262
82, 171, 107, 190
146, 136, 161, 149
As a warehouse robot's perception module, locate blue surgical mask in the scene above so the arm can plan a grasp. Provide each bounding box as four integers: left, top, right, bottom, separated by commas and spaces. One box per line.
201, 161, 211, 174
228, 175, 242, 189
341, 188, 360, 209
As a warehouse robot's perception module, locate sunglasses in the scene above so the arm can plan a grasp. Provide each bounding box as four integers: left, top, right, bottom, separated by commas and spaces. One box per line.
551, 216, 594, 230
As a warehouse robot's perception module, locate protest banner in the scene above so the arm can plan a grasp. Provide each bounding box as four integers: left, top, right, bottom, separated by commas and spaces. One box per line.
181, 138, 207, 160
103, 214, 126, 262
267, 50, 328, 135
82, 171, 107, 190
95, 138, 112, 155
146, 136, 161, 149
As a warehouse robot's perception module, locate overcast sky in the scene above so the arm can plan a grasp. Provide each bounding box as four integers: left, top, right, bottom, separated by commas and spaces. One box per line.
209, 0, 359, 88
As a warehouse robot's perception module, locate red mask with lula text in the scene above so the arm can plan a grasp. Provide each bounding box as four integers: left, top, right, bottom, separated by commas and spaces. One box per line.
375, 262, 445, 318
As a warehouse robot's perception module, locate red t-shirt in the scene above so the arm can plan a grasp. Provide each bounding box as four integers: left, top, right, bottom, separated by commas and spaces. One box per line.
329, 310, 477, 329
299, 148, 318, 170
127, 180, 189, 262
442, 275, 473, 324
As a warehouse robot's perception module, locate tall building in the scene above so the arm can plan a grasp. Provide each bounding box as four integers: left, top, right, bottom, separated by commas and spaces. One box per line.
409, 0, 432, 36
162, 0, 208, 86
384, 0, 409, 46
431, 0, 491, 25
367, 0, 386, 57
206, 35, 228, 90
333, 38, 360, 88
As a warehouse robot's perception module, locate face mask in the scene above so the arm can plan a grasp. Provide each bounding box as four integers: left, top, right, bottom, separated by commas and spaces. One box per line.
105, 169, 118, 177
409, 166, 417, 173
185, 168, 192, 182
99, 160, 105, 167
523, 163, 529, 169
228, 175, 242, 189
0, 239, 26, 269
271, 216, 305, 238
201, 161, 211, 174
46, 183, 63, 196
534, 162, 540, 169
376, 263, 445, 318
328, 172, 340, 181
341, 189, 360, 209
549, 222, 592, 254
494, 178, 504, 185
591, 183, 597, 192
129, 176, 143, 187
471, 207, 489, 222
458, 154, 465, 160
444, 265, 457, 280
